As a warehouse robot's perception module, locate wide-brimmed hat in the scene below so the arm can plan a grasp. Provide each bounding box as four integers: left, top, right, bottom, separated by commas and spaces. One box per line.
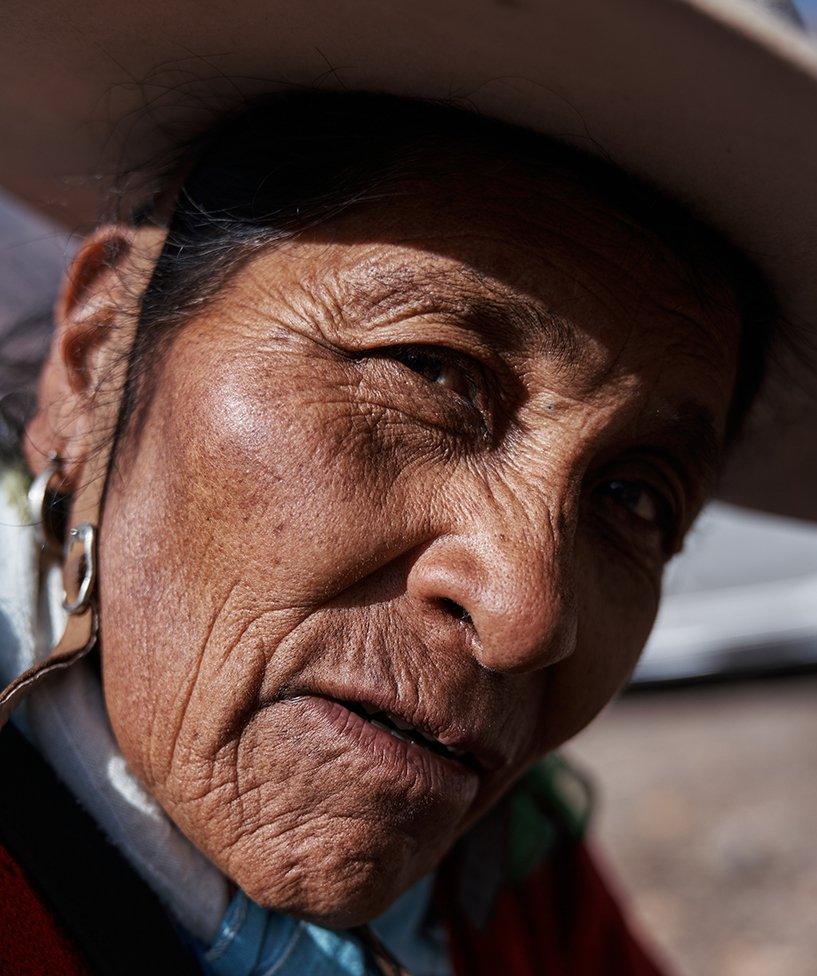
2, 0, 816, 519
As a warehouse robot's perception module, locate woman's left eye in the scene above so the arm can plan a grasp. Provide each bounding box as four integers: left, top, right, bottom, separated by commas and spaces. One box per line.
386, 346, 478, 406
603, 480, 661, 522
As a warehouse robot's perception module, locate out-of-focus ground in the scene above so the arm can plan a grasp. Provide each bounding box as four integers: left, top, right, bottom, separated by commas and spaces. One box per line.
567, 676, 817, 976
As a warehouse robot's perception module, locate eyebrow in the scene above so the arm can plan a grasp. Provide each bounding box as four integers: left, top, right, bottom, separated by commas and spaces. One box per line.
338, 262, 582, 365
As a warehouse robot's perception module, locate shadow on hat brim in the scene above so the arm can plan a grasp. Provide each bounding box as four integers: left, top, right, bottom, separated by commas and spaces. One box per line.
2, 0, 816, 519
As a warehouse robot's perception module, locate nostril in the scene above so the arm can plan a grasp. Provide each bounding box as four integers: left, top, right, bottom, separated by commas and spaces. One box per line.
439, 597, 472, 625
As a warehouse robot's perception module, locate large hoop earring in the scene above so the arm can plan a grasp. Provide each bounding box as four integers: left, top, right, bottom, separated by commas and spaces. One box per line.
27, 453, 98, 615
62, 522, 98, 615
27, 450, 65, 552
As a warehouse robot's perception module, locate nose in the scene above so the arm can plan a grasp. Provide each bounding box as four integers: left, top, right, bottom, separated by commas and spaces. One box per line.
406, 519, 577, 674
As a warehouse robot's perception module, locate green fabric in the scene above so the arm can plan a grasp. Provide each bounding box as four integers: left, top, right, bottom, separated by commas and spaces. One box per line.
506, 753, 593, 883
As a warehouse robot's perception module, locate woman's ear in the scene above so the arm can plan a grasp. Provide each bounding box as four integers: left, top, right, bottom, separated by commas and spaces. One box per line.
24, 224, 167, 487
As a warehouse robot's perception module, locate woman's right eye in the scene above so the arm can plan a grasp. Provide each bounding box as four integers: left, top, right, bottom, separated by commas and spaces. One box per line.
382, 345, 480, 409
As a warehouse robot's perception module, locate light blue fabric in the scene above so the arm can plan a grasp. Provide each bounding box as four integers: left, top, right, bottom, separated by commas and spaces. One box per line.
198, 874, 452, 976
372, 875, 450, 976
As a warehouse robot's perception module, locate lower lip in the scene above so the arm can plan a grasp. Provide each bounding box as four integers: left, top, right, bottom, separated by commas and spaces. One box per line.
284, 695, 480, 805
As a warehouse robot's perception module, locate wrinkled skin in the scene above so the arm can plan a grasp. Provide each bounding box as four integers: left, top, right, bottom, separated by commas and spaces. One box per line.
27, 159, 740, 927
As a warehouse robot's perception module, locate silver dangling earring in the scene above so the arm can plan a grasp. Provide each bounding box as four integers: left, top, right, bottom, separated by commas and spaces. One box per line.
61, 522, 97, 615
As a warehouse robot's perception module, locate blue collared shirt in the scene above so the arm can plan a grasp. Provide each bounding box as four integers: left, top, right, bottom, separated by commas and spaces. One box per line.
197, 873, 452, 976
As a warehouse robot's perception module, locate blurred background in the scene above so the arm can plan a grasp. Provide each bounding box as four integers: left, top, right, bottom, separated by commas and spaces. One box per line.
2, 4, 817, 971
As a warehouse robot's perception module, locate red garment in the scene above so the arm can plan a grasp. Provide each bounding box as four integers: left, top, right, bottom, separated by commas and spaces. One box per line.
444, 842, 667, 976
0, 843, 92, 976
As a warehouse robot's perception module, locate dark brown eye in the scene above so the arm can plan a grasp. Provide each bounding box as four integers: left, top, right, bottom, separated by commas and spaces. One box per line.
596, 478, 678, 554
603, 480, 662, 523
388, 346, 477, 405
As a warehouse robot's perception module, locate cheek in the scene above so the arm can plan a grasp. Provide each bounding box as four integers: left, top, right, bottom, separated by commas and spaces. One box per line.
170, 337, 427, 598
99, 337, 393, 763
535, 545, 660, 748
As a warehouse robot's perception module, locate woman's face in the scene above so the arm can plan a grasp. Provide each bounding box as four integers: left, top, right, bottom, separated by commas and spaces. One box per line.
63, 163, 740, 925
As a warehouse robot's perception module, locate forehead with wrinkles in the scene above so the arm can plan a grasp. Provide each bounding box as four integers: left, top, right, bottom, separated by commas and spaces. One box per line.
241, 156, 740, 376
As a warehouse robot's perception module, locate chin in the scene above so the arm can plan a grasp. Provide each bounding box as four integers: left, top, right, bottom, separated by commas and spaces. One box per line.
235, 868, 418, 930
221, 816, 451, 928
288, 883, 407, 931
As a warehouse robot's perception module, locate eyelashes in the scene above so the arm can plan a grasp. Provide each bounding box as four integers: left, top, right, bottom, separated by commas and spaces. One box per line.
380, 345, 482, 409
352, 342, 491, 436
591, 476, 682, 558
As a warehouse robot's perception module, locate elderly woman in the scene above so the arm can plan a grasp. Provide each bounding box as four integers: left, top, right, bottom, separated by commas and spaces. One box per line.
1, 1, 815, 974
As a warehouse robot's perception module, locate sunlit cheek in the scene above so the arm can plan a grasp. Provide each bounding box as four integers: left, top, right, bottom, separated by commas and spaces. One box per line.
162, 347, 425, 623
189, 351, 370, 477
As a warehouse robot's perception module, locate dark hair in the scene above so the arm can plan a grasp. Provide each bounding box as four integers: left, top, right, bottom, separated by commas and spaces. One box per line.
2, 90, 779, 469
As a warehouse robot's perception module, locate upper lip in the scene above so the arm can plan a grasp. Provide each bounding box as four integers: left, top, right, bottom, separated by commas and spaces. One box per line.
286, 680, 506, 775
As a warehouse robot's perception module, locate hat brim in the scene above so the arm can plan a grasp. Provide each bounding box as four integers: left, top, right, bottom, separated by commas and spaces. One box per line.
3, 0, 817, 519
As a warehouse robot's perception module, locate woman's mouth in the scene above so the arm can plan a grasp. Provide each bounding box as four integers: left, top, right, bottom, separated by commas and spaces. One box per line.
277, 693, 483, 808
342, 699, 473, 766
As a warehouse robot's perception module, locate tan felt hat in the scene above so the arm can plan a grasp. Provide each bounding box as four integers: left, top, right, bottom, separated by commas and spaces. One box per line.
2, 0, 816, 518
